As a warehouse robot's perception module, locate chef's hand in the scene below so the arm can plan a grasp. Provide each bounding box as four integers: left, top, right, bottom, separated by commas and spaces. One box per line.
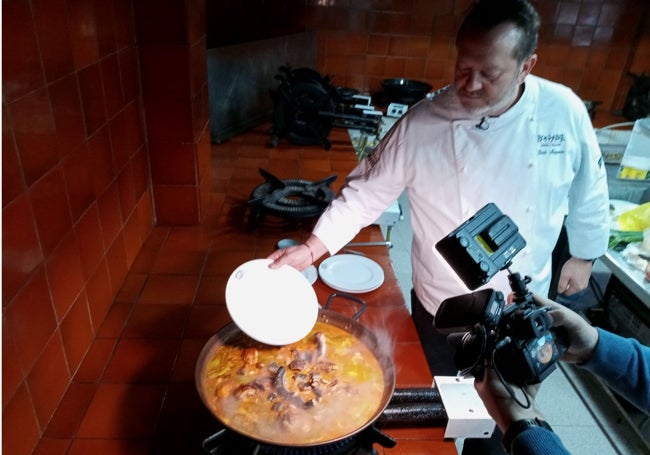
556, 257, 593, 296
474, 366, 543, 434
533, 294, 599, 364
267, 235, 327, 271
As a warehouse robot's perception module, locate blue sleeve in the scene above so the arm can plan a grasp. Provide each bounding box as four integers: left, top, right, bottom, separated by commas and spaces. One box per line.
580, 328, 650, 413
510, 427, 571, 455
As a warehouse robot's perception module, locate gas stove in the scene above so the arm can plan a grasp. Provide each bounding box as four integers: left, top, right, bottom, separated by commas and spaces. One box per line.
247, 168, 337, 230
201, 425, 396, 455
200, 388, 447, 454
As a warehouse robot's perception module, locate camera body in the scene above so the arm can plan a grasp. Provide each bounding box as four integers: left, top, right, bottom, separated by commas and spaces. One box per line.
434, 203, 566, 386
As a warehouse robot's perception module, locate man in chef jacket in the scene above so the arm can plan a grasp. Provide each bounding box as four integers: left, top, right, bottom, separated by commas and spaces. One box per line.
268, 0, 609, 376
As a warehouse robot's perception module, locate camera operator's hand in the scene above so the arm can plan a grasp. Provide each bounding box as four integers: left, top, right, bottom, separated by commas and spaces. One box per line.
474, 366, 544, 434
533, 294, 600, 364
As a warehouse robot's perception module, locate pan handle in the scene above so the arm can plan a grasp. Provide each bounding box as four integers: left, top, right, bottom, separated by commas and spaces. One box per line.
201, 427, 228, 454
325, 293, 367, 320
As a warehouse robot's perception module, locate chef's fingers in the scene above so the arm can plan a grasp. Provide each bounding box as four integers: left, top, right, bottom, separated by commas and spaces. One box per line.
266, 247, 287, 264
556, 275, 571, 296
267, 245, 312, 271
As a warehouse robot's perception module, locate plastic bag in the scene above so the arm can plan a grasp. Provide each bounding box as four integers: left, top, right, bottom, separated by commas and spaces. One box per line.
618, 202, 650, 231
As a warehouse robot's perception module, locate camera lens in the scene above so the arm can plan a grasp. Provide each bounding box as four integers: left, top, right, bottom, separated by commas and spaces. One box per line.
449, 327, 486, 374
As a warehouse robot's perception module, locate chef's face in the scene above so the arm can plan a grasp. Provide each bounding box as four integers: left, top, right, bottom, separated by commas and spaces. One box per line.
454, 23, 537, 117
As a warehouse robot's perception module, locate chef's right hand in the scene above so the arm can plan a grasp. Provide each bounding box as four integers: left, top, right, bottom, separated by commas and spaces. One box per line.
267, 235, 326, 271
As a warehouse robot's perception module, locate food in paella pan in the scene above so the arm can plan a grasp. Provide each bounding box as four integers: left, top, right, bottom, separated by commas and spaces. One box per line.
201, 321, 385, 445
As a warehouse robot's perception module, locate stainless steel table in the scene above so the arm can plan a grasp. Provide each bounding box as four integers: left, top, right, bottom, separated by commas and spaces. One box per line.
599, 249, 650, 306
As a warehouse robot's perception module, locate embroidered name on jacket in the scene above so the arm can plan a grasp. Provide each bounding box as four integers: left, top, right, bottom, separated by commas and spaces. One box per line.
537, 133, 566, 155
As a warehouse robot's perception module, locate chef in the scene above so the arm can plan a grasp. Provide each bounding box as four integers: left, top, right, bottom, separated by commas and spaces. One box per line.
268, 0, 609, 380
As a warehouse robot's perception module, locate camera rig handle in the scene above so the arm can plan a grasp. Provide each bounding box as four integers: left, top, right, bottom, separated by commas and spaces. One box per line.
507, 269, 532, 302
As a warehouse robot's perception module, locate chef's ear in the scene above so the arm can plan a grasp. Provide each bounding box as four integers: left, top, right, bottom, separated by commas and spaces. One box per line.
518, 53, 537, 83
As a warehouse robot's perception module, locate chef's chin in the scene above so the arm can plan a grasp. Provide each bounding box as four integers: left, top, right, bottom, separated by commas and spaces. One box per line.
456, 94, 492, 116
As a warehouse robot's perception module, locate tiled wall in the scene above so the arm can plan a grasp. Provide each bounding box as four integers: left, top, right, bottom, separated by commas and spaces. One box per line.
207, 32, 317, 142
306, 0, 650, 113
2, 0, 153, 453
134, 0, 211, 225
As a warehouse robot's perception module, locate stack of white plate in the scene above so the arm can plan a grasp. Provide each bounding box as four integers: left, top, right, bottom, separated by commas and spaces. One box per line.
318, 254, 385, 293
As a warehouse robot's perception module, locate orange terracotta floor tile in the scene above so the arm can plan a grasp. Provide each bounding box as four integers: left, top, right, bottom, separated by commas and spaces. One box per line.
76, 383, 166, 438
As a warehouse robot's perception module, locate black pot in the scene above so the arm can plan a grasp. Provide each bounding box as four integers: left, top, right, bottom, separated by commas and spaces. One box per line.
381, 78, 432, 105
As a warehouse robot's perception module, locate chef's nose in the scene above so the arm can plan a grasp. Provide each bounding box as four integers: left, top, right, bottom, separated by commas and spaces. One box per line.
465, 72, 483, 92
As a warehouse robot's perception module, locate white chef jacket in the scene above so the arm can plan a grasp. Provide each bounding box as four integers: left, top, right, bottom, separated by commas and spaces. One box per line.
313, 75, 610, 316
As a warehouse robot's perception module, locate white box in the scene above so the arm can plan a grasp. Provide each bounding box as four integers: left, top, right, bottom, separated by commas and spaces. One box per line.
618, 117, 650, 180
434, 376, 496, 439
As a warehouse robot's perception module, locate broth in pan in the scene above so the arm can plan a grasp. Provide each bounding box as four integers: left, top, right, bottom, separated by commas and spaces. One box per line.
201, 321, 385, 445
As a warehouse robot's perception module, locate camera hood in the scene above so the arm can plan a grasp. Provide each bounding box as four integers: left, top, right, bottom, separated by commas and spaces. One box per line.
434, 289, 505, 334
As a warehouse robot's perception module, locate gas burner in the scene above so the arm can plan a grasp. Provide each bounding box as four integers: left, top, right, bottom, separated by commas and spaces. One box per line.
247, 168, 337, 230
200, 388, 447, 455
201, 425, 395, 455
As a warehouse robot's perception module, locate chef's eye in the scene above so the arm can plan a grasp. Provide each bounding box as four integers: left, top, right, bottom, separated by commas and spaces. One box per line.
482, 71, 500, 82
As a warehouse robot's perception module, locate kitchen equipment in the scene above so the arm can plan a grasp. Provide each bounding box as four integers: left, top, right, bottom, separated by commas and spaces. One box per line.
583, 99, 602, 120
269, 66, 382, 150
196, 294, 397, 447
276, 238, 299, 249
200, 387, 447, 454
225, 259, 319, 345
318, 254, 385, 293
195, 294, 447, 455
247, 168, 337, 230
380, 78, 432, 106
597, 122, 635, 164
618, 117, 650, 180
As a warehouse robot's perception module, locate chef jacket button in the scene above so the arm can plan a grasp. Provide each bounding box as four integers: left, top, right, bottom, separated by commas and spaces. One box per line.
528, 162, 534, 168
525, 206, 532, 213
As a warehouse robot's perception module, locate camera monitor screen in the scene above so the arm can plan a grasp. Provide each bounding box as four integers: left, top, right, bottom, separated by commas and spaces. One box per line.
435, 203, 526, 290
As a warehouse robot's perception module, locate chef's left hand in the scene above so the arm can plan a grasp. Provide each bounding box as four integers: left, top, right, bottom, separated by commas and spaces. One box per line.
556, 257, 593, 296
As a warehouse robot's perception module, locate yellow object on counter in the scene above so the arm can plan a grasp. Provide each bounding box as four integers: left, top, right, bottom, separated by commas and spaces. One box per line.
618, 166, 649, 180
618, 202, 650, 231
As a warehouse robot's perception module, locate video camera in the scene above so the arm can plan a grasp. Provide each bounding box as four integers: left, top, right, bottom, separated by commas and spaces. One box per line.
434, 203, 566, 386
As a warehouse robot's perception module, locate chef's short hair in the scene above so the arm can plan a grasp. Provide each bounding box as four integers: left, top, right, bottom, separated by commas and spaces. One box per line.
457, 0, 540, 63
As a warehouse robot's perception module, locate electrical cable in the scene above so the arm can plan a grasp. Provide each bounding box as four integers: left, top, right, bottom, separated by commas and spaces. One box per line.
491, 338, 533, 409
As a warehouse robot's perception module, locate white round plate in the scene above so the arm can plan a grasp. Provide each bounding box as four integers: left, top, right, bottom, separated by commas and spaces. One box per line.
302, 265, 318, 285
225, 259, 318, 345
318, 254, 385, 293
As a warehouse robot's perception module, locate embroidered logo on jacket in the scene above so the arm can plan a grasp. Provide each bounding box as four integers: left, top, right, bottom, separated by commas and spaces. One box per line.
537, 133, 566, 155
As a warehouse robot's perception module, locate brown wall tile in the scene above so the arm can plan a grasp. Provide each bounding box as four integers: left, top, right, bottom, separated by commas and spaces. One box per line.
2, 0, 45, 102
2, 0, 154, 440
304, 0, 649, 112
